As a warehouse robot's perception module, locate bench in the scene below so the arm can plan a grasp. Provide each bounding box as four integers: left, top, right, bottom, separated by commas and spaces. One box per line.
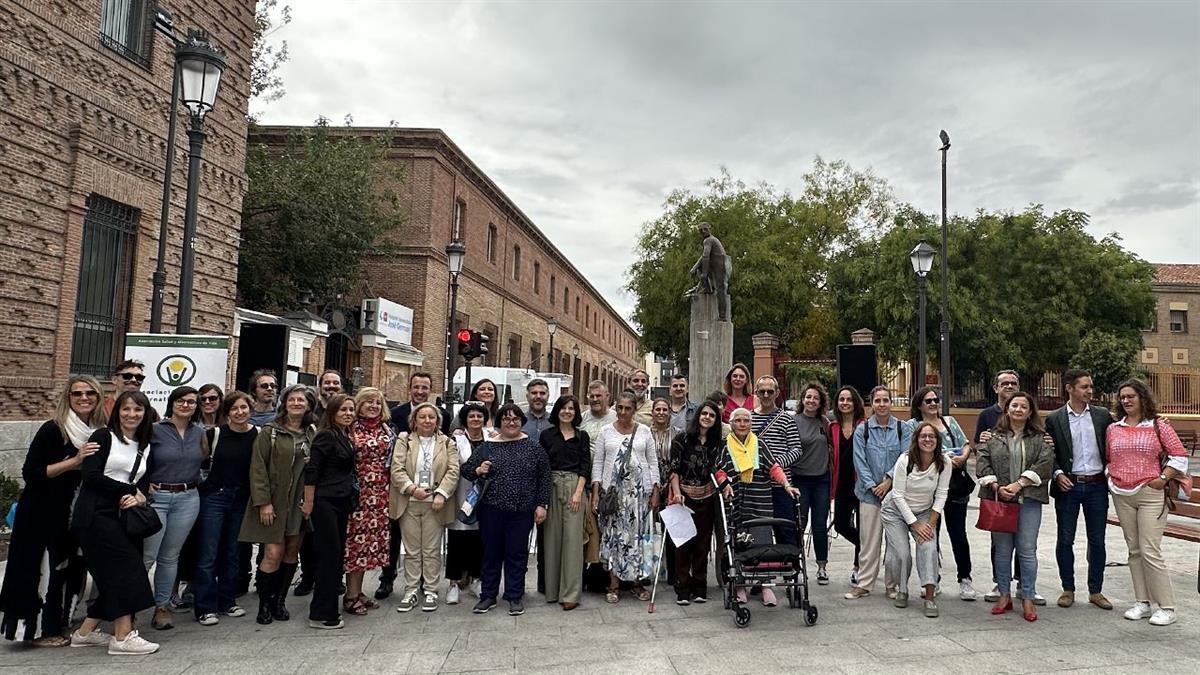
1106, 485, 1200, 592
1177, 429, 1198, 456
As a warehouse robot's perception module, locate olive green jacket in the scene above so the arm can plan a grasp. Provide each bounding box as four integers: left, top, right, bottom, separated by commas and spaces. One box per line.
239, 422, 314, 544
976, 431, 1054, 504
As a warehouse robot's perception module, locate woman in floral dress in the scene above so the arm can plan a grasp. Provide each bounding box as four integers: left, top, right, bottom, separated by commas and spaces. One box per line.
342, 387, 395, 615
591, 391, 660, 603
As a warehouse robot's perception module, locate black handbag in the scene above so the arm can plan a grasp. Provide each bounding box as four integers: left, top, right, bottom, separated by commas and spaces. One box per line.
120, 442, 162, 540
948, 466, 976, 499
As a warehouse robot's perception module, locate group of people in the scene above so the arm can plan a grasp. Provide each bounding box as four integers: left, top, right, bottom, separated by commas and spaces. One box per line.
0, 357, 1190, 656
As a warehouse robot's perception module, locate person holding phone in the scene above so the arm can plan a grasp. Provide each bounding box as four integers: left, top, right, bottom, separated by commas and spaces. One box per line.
907, 386, 975, 601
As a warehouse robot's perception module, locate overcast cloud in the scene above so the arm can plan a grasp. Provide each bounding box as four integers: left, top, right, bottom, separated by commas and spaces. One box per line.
258, 0, 1200, 326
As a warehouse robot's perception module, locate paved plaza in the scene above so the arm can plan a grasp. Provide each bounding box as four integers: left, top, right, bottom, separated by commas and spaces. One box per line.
1, 499, 1197, 675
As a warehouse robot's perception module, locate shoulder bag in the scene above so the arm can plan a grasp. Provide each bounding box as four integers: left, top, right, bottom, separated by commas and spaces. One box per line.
199, 426, 221, 486
1154, 418, 1193, 509
599, 424, 638, 518
120, 440, 163, 539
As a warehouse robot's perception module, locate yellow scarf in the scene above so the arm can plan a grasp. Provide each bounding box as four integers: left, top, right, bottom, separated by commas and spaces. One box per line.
727, 432, 758, 483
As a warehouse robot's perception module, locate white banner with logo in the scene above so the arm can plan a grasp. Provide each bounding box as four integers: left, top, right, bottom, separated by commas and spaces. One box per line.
125, 334, 231, 415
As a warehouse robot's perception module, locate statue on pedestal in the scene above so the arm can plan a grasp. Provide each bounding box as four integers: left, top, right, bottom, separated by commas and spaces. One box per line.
683, 221, 731, 321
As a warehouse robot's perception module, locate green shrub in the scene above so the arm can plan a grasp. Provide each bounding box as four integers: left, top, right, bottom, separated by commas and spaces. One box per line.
0, 472, 21, 524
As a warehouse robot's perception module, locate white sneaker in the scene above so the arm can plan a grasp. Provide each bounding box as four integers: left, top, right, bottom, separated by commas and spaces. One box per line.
225, 605, 246, 617
198, 613, 220, 626
107, 630, 160, 655
886, 585, 898, 600
1124, 602, 1153, 621
1149, 608, 1177, 626
469, 580, 481, 598
984, 585, 1001, 602
959, 580, 978, 601
446, 584, 461, 605
70, 629, 110, 647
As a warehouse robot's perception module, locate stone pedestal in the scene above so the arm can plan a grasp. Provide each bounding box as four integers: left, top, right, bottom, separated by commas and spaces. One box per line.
688, 293, 733, 404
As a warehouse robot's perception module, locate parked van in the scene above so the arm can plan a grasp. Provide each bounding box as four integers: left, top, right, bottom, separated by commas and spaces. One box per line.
449, 367, 573, 413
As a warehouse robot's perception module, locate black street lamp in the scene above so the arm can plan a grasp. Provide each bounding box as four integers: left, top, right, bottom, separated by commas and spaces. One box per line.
444, 240, 466, 416
173, 29, 226, 334
910, 240, 936, 396
938, 130, 952, 414
545, 317, 557, 372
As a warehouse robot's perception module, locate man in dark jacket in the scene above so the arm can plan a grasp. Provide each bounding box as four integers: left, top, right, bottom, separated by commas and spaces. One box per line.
1044, 369, 1115, 611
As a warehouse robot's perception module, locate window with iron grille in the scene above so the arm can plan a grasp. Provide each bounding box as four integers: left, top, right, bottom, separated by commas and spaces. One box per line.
100, 0, 155, 68
70, 195, 140, 377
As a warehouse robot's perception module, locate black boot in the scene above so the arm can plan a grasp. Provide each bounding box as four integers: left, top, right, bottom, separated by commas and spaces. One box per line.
274, 562, 297, 621
256, 569, 276, 625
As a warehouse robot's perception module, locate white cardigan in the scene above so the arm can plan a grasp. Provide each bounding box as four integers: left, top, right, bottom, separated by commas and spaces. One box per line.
591, 423, 658, 493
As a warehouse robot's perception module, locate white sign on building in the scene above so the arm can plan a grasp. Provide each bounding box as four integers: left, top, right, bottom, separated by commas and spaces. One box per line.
362, 297, 414, 345
125, 334, 231, 415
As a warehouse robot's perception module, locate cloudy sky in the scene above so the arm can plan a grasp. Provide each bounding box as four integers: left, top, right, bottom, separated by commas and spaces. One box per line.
257, 0, 1200, 324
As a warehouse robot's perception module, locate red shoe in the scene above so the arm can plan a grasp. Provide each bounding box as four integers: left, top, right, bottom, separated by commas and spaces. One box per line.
991, 599, 1013, 615
1023, 610, 1037, 622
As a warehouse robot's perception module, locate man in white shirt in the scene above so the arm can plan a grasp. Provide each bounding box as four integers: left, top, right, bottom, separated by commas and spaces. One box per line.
1045, 369, 1115, 610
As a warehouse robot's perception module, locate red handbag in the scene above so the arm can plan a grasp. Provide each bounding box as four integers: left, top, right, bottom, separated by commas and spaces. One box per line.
976, 491, 1019, 533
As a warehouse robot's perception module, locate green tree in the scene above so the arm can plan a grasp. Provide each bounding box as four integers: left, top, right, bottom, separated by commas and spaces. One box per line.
238, 120, 406, 312
828, 205, 1155, 394
1070, 330, 1141, 395
249, 0, 292, 120
625, 159, 893, 367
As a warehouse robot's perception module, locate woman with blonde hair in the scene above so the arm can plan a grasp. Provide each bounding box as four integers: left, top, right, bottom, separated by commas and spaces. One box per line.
342, 387, 395, 615
0, 375, 105, 645
391, 402, 460, 613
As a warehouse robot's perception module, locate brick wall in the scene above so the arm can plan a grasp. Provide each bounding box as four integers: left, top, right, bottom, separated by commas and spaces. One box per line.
1142, 284, 1200, 367
0, 0, 255, 421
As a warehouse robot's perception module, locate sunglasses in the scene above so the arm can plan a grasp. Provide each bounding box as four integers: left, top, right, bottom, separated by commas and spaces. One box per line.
118, 373, 146, 383
756, 389, 776, 396
923, 397, 939, 404
69, 390, 99, 399
259, 383, 277, 390
200, 395, 220, 403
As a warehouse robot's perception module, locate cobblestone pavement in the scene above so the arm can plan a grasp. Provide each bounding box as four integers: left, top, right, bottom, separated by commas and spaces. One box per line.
2, 499, 1197, 674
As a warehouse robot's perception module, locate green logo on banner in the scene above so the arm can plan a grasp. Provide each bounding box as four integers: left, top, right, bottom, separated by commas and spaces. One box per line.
158, 354, 198, 386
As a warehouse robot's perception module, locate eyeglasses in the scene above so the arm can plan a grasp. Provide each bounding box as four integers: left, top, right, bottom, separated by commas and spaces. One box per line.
756, 389, 776, 396
69, 390, 99, 399
176, 399, 198, 407
997, 381, 1019, 389
118, 373, 146, 383
923, 397, 939, 405
200, 395, 220, 403
259, 382, 277, 390
500, 416, 521, 423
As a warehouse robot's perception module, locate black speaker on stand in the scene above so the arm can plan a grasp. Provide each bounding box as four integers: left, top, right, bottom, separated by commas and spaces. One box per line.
836, 344, 878, 401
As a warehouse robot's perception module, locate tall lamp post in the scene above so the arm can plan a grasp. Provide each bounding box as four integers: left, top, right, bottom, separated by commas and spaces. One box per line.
546, 317, 557, 372
444, 240, 466, 417
938, 130, 952, 414
572, 343, 581, 397
173, 30, 227, 334
910, 241, 936, 395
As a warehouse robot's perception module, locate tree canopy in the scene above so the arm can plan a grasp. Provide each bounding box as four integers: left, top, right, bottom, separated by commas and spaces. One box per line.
625, 159, 893, 366
238, 120, 406, 312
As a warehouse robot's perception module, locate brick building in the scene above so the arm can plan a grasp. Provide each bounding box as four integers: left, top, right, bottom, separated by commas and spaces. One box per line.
0, 0, 255, 429
247, 126, 641, 401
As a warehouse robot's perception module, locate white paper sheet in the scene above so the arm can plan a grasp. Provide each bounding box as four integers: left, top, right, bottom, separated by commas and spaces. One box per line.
660, 503, 697, 547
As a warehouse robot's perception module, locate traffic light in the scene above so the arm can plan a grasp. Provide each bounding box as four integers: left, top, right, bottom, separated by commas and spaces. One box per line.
471, 330, 489, 359
456, 329, 472, 357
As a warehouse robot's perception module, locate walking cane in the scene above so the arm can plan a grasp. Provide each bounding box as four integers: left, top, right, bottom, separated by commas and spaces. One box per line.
647, 521, 667, 613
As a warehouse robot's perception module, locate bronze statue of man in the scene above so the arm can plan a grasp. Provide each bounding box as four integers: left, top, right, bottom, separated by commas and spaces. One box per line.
684, 221, 731, 321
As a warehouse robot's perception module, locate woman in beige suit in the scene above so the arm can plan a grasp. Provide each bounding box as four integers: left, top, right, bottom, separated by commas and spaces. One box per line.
390, 402, 460, 613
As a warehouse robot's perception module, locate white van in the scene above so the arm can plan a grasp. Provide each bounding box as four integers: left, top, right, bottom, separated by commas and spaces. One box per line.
449, 366, 573, 410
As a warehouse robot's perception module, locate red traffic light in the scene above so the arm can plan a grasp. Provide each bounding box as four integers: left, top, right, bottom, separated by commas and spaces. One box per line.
457, 329, 472, 343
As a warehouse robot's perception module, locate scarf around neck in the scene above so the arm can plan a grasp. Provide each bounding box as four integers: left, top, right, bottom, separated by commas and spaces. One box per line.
63, 410, 96, 449
727, 431, 759, 483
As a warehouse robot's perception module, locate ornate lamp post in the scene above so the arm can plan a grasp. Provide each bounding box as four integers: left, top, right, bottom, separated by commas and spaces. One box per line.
910, 240, 936, 394
173, 30, 226, 334
546, 316, 557, 371
444, 240, 466, 417
938, 130, 952, 413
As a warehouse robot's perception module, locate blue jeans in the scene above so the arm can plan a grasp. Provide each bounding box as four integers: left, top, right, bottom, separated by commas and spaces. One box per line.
193, 487, 248, 617
143, 488, 201, 607
1054, 480, 1108, 594
991, 499, 1042, 597
794, 472, 831, 562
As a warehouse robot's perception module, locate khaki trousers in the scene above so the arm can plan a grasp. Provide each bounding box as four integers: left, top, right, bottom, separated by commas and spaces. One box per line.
399, 500, 445, 598
544, 471, 585, 604
854, 501, 896, 591
1113, 486, 1175, 609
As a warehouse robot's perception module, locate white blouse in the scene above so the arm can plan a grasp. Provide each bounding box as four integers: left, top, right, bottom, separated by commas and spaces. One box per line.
591, 423, 658, 493
103, 430, 149, 483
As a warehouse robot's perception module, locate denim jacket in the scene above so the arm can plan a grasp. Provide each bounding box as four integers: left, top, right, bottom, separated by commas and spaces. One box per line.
852, 416, 911, 505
